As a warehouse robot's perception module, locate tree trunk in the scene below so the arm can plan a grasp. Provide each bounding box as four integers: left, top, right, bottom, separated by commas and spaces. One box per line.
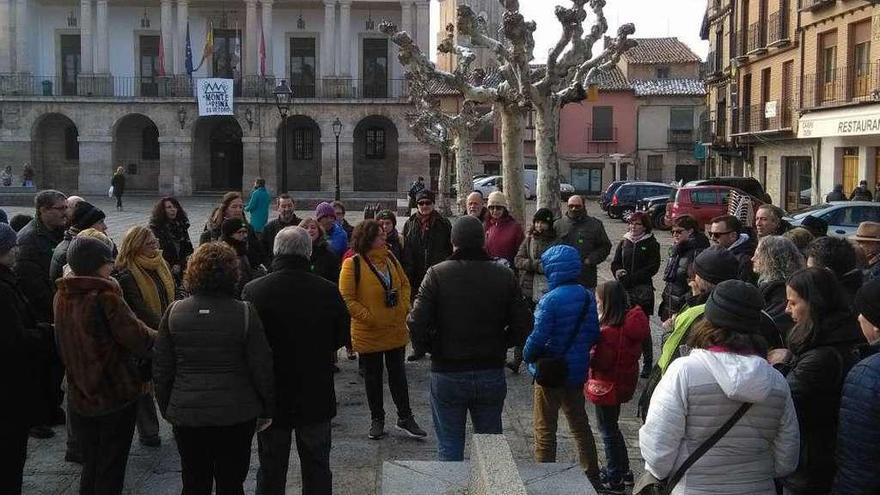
436, 148, 452, 216
534, 101, 562, 218
500, 104, 525, 224
454, 129, 474, 216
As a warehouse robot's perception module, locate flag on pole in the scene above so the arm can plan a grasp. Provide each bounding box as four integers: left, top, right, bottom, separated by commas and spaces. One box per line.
157, 34, 166, 76
185, 21, 194, 75
193, 20, 214, 72
259, 25, 266, 77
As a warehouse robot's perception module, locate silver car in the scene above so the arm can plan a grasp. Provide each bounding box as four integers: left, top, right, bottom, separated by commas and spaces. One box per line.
788, 201, 880, 236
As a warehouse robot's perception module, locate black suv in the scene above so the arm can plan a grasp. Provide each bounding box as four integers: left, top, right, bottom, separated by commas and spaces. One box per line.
600, 181, 629, 212
636, 191, 676, 230
685, 177, 772, 204
607, 182, 677, 219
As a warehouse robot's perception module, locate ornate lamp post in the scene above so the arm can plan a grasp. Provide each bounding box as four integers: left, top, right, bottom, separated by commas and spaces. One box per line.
332, 118, 342, 201
274, 79, 293, 193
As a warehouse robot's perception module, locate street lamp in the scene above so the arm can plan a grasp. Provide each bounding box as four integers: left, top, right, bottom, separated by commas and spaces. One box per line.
332, 118, 343, 201
274, 79, 293, 193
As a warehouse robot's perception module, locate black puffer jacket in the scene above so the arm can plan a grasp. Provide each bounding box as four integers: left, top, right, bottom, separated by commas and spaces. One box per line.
401, 211, 452, 296
834, 342, 880, 495
242, 255, 350, 428
15, 217, 64, 323
781, 311, 865, 495
659, 233, 709, 320
309, 239, 340, 284
407, 248, 531, 372
261, 214, 302, 261
153, 295, 275, 427
760, 280, 793, 339
610, 233, 661, 315
150, 220, 193, 279
728, 233, 757, 284
200, 221, 266, 269
0, 264, 50, 431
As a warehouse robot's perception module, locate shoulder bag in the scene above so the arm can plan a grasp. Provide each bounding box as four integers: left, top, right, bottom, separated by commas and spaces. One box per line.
586, 325, 625, 406
534, 291, 590, 388
633, 401, 753, 495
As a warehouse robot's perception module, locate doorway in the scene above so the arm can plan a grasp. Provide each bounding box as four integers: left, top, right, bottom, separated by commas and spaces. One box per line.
785, 157, 811, 212
842, 148, 859, 196
210, 120, 243, 190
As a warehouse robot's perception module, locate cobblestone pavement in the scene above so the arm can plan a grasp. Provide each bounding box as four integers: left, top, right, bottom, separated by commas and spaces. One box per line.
2, 195, 674, 495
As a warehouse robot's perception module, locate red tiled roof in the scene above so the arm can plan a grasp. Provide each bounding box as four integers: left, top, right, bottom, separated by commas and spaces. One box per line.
623, 37, 701, 64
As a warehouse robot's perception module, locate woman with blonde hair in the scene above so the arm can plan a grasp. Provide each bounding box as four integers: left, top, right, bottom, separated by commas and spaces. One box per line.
113, 225, 176, 447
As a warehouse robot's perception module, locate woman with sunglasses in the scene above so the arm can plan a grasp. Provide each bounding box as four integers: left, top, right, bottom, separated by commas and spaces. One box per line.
610, 211, 660, 377
484, 191, 524, 268
659, 215, 709, 322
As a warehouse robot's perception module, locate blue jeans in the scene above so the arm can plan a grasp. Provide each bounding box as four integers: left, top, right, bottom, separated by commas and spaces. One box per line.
594, 404, 629, 482
430, 369, 507, 461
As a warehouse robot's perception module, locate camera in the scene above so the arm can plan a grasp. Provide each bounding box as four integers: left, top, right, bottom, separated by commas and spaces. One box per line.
384, 288, 399, 308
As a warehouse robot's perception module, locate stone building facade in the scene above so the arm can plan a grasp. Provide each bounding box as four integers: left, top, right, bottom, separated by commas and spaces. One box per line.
0, 0, 433, 200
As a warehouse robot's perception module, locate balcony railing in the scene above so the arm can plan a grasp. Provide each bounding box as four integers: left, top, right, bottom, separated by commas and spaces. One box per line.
700, 115, 715, 144
767, 10, 790, 46
735, 102, 794, 133
586, 124, 618, 153
799, 0, 835, 11
802, 63, 880, 110
0, 74, 411, 99
668, 129, 695, 149
746, 21, 768, 55
734, 30, 749, 61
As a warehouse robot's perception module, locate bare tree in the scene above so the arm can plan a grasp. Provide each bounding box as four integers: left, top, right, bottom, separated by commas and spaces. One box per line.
381, 23, 494, 216
457, 0, 636, 216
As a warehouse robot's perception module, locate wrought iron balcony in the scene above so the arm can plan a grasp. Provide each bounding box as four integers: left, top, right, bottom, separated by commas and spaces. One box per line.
767, 10, 790, 46
802, 63, 880, 110
586, 124, 618, 153
734, 102, 794, 134
668, 129, 695, 149
799, 0, 836, 12
746, 21, 768, 55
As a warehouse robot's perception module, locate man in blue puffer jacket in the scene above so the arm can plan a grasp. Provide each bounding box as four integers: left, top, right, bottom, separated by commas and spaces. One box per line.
834, 279, 880, 495
522, 244, 601, 486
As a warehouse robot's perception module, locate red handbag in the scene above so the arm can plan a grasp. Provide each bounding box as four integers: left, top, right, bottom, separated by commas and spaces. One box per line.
586, 324, 625, 406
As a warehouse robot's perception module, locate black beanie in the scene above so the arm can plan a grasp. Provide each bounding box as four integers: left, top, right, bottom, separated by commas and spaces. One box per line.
856, 279, 880, 329
71, 201, 105, 231
416, 189, 435, 203
705, 279, 765, 334
375, 209, 397, 227
693, 247, 740, 285
452, 215, 485, 249
533, 208, 554, 225
221, 218, 246, 238
801, 215, 828, 238
67, 236, 113, 276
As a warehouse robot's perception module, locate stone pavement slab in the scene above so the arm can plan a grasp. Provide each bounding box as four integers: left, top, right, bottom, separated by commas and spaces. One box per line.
4, 195, 668, 495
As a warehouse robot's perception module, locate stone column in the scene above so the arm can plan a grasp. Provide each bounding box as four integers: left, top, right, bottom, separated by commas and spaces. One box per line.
77, 135, 113, 194
14, 0, 29, 73
322, 0, 336, 77
80, 0, 93, 74
338, 0, 351, 77
244, 0, 258, 76
261, 0, 273, 77
399, 1, 412, 39
159, 135, 193, 195
415, 0, 430, 55
160, 0, 173, 75
0, 0, 10, 73
175, 0, 188, 75
94, 0, 108, 73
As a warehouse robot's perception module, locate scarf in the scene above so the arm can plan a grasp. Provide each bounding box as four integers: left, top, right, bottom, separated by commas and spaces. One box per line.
127, 252, 175, 317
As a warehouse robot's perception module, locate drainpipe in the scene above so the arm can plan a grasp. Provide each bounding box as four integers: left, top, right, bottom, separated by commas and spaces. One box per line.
635, 103, 641, 180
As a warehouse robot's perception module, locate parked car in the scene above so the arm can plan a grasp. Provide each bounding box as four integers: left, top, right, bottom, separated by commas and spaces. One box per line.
665, 185, 766, 229
607, 182, 677, 219
636, 192, 675, 230
600, 180, 629, 212
685, 177, 772, 204
560, 182, 575, 200
787, 201, 880, 236
472, 175, 571, 200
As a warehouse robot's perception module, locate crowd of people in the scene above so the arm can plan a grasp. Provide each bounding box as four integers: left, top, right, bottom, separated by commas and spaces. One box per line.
1, 181, 880, 495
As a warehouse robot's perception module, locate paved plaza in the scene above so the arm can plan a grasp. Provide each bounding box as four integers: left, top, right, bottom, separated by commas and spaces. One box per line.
2, 195, 673, 495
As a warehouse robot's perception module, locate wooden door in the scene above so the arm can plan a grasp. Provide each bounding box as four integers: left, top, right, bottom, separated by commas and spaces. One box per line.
843, 150, 859, 195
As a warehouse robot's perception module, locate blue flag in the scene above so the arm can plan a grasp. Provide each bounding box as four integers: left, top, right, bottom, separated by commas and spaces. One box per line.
185, 22, 193, 75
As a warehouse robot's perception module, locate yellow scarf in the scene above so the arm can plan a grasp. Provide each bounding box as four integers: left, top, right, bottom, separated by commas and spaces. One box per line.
128, 252, 175, 317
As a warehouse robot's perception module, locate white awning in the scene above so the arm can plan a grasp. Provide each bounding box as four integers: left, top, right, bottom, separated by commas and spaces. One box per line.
798, 103, 880, 138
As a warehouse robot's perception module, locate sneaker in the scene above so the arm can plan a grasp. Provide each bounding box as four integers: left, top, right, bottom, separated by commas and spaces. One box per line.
368, 419, 385, 440
29, 425, 55, 439
396, 416, 427, 438
140, 436, 161, 447
406, 352, 425, 362
595, 480, 625, 494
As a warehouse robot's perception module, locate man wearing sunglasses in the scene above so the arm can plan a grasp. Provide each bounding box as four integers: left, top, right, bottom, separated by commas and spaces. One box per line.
402, 190, 452, 361
553, 195, 611, 289
708, 215, 756, 284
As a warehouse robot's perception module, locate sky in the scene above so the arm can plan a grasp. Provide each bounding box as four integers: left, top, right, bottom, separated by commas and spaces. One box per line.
429, 0, 710, 63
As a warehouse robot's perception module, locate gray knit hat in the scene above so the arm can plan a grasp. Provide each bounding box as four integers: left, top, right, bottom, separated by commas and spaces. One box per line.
704, 280, 765, 335
452, 215, 485, 249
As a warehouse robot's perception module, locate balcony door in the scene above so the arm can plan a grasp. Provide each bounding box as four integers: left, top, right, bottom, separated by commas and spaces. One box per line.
362, 38, 388, 98
290, 37, 316, 97
213, 29, 241, 95
60, 34, 81, 96
139, 35, 160, 96
819, 32, 837, 103
842, 148, 859, 196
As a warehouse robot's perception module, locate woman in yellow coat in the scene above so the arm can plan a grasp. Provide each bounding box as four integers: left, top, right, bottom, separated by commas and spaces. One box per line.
339, 220, 427, 441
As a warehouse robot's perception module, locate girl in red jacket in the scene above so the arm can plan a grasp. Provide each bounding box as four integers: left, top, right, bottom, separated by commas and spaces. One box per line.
587, 281, 650, 493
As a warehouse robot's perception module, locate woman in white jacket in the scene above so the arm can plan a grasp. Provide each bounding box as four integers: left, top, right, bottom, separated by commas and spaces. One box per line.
639, 280, 800, 495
